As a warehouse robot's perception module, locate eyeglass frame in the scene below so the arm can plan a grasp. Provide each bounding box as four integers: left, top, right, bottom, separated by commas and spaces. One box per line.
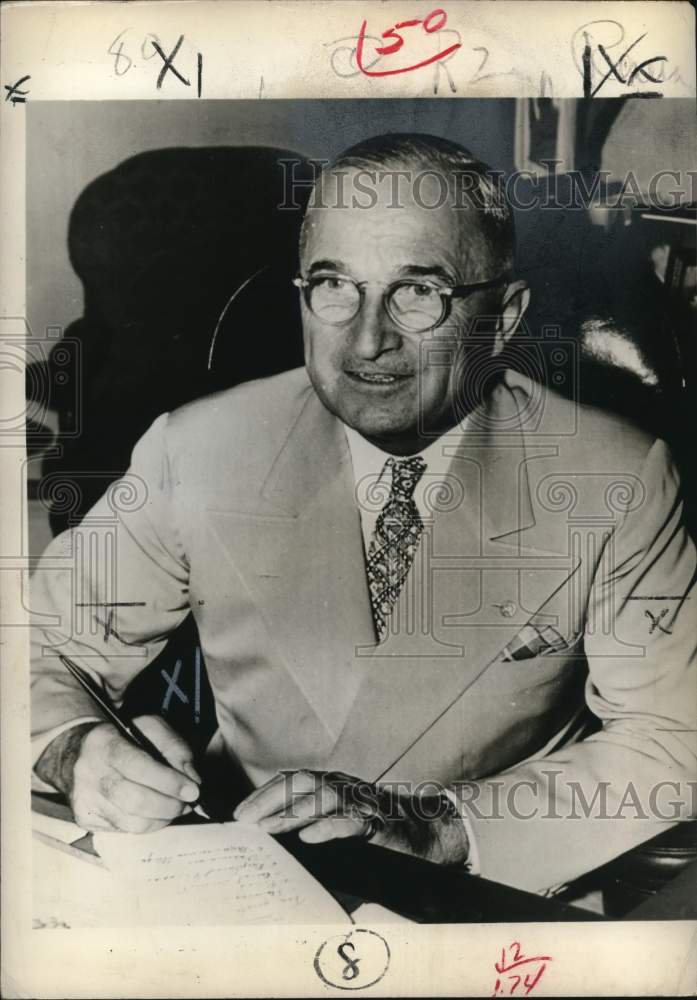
292, 272, 509, 333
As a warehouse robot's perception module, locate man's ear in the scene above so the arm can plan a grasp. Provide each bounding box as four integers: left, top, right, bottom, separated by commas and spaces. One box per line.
492, 280, 530, 356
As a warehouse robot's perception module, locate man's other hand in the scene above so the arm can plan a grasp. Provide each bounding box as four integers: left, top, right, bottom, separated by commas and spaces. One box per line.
233, 769, 470, 866
35, 716, 201, 833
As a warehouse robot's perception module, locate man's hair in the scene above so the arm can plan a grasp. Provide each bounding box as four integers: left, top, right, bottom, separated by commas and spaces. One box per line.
300, 132, 515, 270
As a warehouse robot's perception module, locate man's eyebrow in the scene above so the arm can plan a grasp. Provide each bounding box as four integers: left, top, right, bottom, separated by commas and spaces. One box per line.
399, 264, 457, 284
307, 259, 348, 275
306, 261, 458, 283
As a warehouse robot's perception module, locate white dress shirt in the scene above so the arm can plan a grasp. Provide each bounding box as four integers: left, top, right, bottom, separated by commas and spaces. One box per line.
343, 420, 481, 874
343, 422, 467, 557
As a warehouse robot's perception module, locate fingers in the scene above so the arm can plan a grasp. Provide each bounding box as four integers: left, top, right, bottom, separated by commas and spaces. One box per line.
70, 720, 199, 834
256, 786, 341, 834
233, 771, 286, 817
234, 770, 320, 824
104, 725, 200, 803
71, 803, 119, 833
134, 715, 202, 784
87, 796, 175, 835
233, 769, 448, 858
100, 771, 193, 821
235, 770, 377, 838
299, 816, 369, 844
72, 780, 188, 833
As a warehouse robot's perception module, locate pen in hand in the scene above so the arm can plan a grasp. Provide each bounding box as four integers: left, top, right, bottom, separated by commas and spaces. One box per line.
58, 654, 212, 820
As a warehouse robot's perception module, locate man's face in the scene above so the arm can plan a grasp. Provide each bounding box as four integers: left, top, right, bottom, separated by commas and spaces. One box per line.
300, 169, 504, 454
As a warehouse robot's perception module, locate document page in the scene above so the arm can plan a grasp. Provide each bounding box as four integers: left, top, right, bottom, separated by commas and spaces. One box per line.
32, 809, 87, 846
33, 834, 132, 929
93, 822, 350, 926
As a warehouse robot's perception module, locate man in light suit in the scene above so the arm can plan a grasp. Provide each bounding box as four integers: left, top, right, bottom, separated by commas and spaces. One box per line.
31, 134, 697, 893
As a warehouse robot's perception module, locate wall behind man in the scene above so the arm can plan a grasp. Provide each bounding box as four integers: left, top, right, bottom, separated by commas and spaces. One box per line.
26, 98, 516, 340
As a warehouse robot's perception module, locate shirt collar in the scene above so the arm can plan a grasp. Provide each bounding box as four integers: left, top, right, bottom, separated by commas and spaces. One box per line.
344, 417, 469, 485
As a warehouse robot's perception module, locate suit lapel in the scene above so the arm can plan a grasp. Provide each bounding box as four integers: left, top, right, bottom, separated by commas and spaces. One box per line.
205, 389, 376, 741
207, 377, 583, 779
327, 378, 583, 781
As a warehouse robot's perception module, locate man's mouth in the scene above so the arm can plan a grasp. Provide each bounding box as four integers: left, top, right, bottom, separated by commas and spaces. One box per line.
346, 371, 412, 386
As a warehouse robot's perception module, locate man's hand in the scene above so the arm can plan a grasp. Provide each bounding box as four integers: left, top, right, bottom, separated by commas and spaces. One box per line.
35, 716, 201, 833
233, 770, 470, 866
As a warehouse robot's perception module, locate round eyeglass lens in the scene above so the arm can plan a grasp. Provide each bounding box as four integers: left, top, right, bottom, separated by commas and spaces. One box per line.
388, 283, 445, 331
309, 277, 361, 323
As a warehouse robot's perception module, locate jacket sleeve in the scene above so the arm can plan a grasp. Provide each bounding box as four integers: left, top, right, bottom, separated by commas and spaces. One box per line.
455, 439, 697, 892
30, 413, 191, 774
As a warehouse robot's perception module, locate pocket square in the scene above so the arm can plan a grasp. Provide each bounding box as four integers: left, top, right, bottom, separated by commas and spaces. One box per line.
502, 624, 582, 662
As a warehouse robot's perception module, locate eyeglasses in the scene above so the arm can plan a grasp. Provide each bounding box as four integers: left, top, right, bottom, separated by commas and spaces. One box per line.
292, 272, 507, 333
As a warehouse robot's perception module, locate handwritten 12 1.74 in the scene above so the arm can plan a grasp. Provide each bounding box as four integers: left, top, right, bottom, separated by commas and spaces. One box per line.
492, 942, 552, 997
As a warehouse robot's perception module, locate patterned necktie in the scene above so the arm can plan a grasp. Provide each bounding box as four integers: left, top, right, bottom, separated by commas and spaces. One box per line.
366, 456, 427, 641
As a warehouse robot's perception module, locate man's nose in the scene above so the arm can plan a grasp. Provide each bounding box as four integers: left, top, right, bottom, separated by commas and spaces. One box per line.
349, 293, 401, 359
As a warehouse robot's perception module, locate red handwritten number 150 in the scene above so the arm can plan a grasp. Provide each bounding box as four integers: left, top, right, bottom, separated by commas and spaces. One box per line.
356, 8, 461, 77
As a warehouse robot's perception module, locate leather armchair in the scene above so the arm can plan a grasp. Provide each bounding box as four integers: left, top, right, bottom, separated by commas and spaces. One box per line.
32, 146, 313, 532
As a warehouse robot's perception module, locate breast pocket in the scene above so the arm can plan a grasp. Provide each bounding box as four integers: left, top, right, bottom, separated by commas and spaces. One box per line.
502, 623, 584, 662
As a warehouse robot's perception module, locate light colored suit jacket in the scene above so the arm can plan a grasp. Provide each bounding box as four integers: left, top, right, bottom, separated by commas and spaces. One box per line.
30, 366, 697, 891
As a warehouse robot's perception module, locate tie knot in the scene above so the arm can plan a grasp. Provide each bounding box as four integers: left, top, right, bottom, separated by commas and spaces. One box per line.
386, 456, 426, 500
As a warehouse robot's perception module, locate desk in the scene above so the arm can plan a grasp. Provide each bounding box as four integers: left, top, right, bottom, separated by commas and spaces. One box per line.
32, 792, 602, 924
279, 833, 603, 922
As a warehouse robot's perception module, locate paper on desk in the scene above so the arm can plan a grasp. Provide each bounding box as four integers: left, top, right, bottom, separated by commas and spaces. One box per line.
93, 822, 350, 926
351, 902, 414, 925
32, 810, 86, 845
34, 834, 135, 928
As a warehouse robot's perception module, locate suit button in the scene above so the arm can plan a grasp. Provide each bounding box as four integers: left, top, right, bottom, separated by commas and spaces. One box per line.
497, 601, 517, 618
